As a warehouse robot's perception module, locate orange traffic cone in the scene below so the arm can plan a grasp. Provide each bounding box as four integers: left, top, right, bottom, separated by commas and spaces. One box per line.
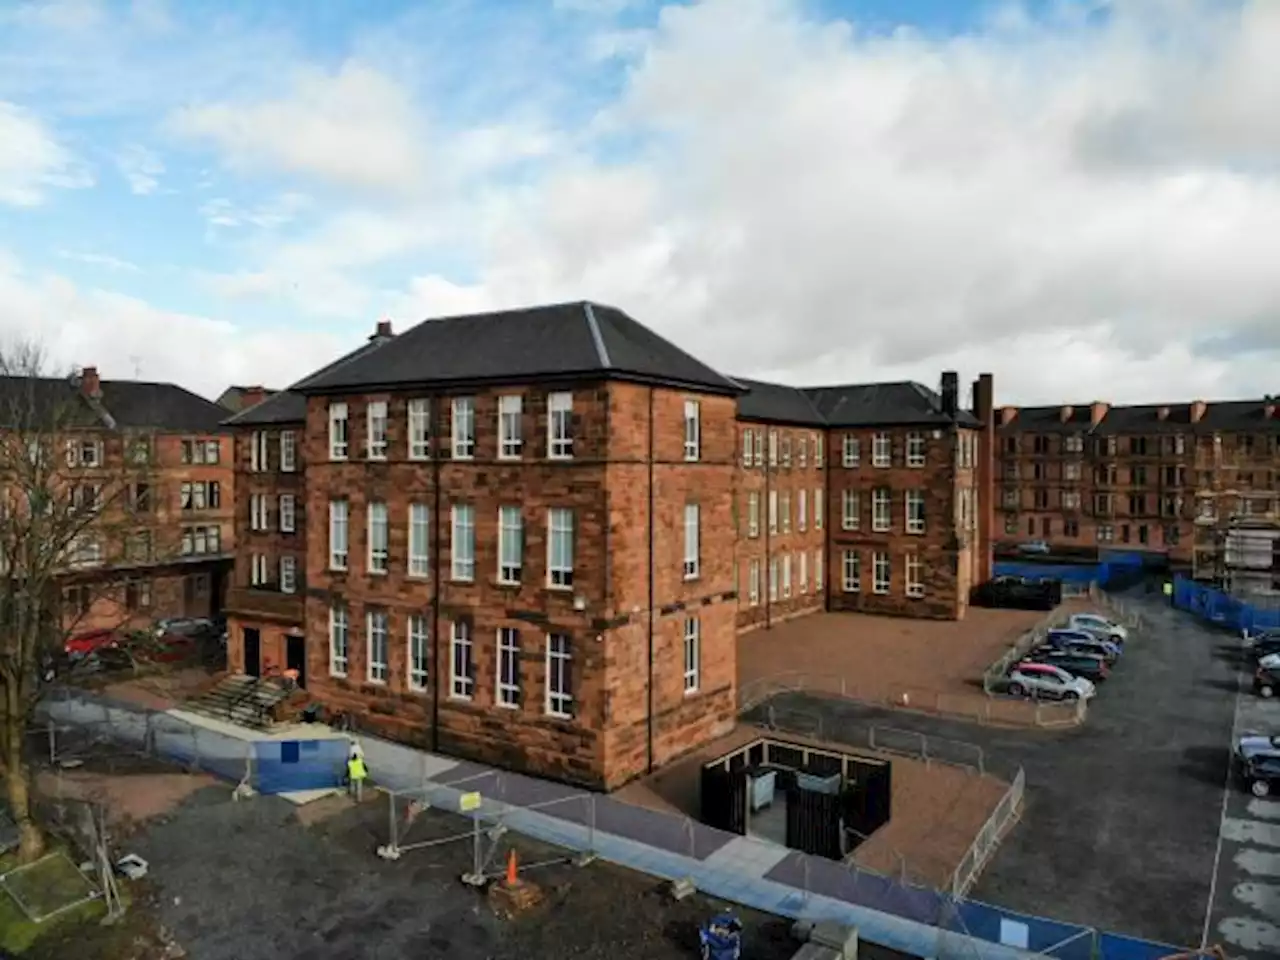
505, 849, 518, 886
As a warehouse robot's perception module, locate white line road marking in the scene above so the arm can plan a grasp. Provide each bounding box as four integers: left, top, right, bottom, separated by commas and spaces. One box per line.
1247, 798, 1280, 820
1235, 848, 1280, 878
1222, 819, 1280, 848
1232, 880, 1280, 916
1218, 916, 1280, 953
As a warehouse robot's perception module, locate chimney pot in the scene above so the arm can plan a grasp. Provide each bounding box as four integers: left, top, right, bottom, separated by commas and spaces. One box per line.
1059, 405, 1073, 423
1089, 401, 1109, 426
1190, 400, 1207, 423
80, 365, 101, 399
373, 319, 394, 340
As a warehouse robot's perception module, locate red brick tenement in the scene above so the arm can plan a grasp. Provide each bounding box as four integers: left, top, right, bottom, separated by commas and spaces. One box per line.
995, 397, 1280, 571
222, 388, 308, 678
273, 304, 740, 791
732, 379, 827, 633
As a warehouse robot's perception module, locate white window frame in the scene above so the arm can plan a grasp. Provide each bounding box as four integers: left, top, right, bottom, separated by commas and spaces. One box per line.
752, 429, 764, 467
842, 551, 860, 592
250, 431, 267, 472
683, 503, 700, 579
498, 394, 523, 460
769, 431, 779, 466
906, 491, 925, 534
548, 391, 574, 459
799, 550, 808, 593
367, 501, 389, 574
873, 552, 891, 595
366, 611, 389, 683
815, 488, 824, 530
329, 605, 349, 676
814, 551, 823, 592
451, 504, 475, 581
279, 494, 296, 533
496, 627, 520, 708
769, 557, 779, 601
842, 435, 859, 467
872, 488, 891, 532
781, 491, 791, 533
548, 508, 574, 588
545, 633, 572, 718
279, 555, 297, 594
367, 400, 388, 460
872, 432, 891, 467
747, 492, 760, 538
683, 617, 700, 693
815, 434, 824, 467
408, 615, 429, 691
798, 489, 807, 532
328, 402, 349, 460
742, 430, 754, 468
798, 436, 807, 468
408, 398, 431, 460
450, 621, 474, 699
408, 503, 430, 578
280, 431, 296, 472
906, 432, 925, 468
782, 553, 792, 598
906, 553, 924, 598
251, 552, 268, 586
328, 500, 349, 570
451, 397, 475, 459
250, 493, 269, 532
683, 400, 701, 461
769, 491, 779, 534
498, 505, 523, 584
842, 490, 859, 531
748, 559, 761, 606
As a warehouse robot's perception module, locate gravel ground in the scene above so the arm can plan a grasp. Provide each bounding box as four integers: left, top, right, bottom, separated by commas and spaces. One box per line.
116, 784, 819, 960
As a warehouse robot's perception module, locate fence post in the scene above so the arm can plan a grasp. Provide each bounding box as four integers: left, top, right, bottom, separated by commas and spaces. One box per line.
46, 718, 55, 765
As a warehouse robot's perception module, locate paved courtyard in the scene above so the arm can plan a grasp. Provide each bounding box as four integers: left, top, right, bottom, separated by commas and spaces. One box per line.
749, 592, 1248, 949
738, 604, 1088, 726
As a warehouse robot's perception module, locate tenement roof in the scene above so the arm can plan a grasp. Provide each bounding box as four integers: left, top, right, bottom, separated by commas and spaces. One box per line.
0, 376, 228, 432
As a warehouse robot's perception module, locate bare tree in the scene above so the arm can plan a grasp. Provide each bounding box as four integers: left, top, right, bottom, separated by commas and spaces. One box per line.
0, 342, 155, 862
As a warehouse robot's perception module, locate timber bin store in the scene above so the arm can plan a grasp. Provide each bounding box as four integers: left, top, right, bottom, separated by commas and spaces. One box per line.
699, 737, 891, 860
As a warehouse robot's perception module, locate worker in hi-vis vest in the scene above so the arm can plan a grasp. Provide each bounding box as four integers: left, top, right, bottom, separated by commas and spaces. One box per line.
1162, 580, 1173, 602
347, 748, 369, 802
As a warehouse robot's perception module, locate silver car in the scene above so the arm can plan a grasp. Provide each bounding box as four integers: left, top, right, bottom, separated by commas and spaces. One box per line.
1007, 661, 1097, 701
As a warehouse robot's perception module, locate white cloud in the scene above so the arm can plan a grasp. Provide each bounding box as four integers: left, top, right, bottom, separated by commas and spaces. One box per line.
383, 0, 1280, 403
199, 193, 311, 231
0, 101, 92, 206
0, 251, 347, 397
114, 143, 164, 195
56, 250, 140, 272
5, 0, 105, 32
169, 61, 429, 194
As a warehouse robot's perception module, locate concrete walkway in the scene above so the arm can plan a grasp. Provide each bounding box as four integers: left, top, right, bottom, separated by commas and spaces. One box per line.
352, 733, 1033, 960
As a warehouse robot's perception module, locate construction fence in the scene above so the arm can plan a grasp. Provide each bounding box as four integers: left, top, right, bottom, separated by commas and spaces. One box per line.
994, 551, 1148, 593
35, 687, 347, 796
1174, 576, 1280, 633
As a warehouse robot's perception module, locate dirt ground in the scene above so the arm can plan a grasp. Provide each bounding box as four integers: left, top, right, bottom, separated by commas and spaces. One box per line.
616, 724, 1007, 889
738, 602, 1094, 727
96, 667, 212, 710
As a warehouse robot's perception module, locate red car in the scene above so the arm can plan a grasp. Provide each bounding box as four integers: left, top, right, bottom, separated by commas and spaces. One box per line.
65, 629, 118, 658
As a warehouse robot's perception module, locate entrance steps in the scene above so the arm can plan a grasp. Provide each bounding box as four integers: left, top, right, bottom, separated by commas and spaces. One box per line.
183, 674, 290, 730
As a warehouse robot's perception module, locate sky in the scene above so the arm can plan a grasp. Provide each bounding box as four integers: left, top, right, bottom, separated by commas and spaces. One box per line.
1, 0, 1278, 406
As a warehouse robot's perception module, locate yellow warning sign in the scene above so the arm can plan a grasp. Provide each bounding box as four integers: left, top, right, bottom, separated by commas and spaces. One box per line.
458, 791, 482, 812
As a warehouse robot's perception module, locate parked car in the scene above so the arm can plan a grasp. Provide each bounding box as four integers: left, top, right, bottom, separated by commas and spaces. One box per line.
1017, 540, 1052, 555
1255, 661, 1279, 699
1007, 662, 1097, 701
1233, 732, 1280, 797
1243, 627, 1280, 649
1043, 629, 1121, 664
1066, 613, 1129, 645
154, 617, 221, 642
64, 628, 119, 660
1027, 650, 1110, 683
1248, 637, 1280, 662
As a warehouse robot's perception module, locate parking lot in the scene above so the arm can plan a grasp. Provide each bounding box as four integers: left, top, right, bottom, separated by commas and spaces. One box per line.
751, 592, 1248, 948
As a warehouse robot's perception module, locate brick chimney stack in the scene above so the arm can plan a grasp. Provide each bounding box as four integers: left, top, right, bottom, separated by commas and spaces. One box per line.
1190, 400, 1207, 423
972, 372, 996, 583
371, 319, 394, 341
80, 365, 101, 399
241, 385, 267, 409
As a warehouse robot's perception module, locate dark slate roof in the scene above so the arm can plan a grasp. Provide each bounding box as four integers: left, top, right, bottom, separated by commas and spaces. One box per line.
223, 390, 307, 426
998, 404, 1099, 434
98, 380, 228, 431
216, 385, 280, 413
289, 301, 743, 397
0, 376, 227, 431
802, 382, 982, 428
733, 377, 826, 425
1001, 398, 1280, 435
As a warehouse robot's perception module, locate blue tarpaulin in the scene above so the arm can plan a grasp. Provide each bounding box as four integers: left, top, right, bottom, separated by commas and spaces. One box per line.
252, 739, 348, 795
1173, 577, 1280, 633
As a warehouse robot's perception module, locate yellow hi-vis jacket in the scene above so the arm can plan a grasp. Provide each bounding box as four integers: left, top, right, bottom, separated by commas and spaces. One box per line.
347, 756, 369, 782
1162, 581, 1173, 597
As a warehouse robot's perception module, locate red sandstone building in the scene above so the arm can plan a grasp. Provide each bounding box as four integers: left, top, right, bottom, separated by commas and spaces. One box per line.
223, 302, 995, 789
0, 366, 234, 635
995, 399, 1280, 572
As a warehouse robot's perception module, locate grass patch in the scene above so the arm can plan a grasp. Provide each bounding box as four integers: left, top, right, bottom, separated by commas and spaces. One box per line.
0, 852, 104, 955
